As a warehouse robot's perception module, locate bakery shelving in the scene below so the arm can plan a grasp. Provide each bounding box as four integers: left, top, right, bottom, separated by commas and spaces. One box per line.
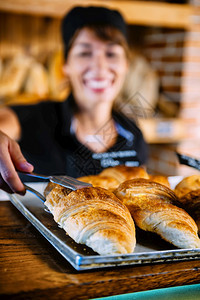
0, 0, 193, 28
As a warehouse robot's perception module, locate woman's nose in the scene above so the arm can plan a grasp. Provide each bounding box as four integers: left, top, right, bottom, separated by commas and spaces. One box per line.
91, 53, 107, 70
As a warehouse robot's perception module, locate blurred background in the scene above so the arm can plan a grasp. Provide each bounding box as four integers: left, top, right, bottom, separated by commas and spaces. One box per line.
0, 0, 200, 176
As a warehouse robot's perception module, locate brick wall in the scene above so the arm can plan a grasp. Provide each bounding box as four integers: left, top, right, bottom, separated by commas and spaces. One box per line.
177, 0, 200, 175
130, 26, 186, 175
136, 1, 200, 176
143, 28, 185, 105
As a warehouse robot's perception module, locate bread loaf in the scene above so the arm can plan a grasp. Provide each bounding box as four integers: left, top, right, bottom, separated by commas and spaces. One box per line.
48, 51, 70, 100
45, 185, 136, 255
114, 178, 200, 249
0, 54, 32, 97
24, 61, 49, 97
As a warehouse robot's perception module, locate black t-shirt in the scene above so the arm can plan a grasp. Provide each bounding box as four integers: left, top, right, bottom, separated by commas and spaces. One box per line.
11, 95, 148, 178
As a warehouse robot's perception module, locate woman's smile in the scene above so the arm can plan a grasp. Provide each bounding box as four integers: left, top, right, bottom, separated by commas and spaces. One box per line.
83, 77, 113, 93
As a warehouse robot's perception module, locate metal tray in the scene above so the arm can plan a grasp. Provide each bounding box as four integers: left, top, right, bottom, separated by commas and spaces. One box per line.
9, 178, 200, 271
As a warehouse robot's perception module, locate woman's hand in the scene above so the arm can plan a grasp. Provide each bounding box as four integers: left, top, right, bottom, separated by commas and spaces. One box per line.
0, 131, 34, 194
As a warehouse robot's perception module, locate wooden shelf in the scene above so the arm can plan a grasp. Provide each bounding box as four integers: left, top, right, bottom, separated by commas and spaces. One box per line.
138, 118, 186, 144
0, 0, 193, 29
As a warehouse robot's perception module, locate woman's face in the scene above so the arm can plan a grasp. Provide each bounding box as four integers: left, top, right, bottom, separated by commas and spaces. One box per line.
63, 28, 128, 110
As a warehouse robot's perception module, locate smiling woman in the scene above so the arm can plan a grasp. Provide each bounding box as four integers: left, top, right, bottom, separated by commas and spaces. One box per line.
0, 6, 148, 194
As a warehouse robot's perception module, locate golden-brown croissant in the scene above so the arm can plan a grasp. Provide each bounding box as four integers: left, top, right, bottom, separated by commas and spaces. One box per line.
114, 178, 200, 249
148, 174, 170, 188
45, 185, 136, 255
99, 165, 149, 183
174, 175, 200, 198
43, 181, 70, 198
178, 189, 200, 233
77, 175, 120, 191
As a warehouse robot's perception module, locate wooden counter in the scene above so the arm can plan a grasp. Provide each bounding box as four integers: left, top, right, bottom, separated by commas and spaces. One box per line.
1, 200, 200, 299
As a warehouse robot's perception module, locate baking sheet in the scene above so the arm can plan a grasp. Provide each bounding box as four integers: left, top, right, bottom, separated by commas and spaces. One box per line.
9, 177, 200, 271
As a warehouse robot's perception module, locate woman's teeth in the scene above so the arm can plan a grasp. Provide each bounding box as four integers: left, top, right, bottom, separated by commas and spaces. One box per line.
86, 80, 111, 89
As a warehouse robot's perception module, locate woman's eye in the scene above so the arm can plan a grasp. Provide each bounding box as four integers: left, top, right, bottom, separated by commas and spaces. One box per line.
106, 52, 117, 58
78, 52, 91, 57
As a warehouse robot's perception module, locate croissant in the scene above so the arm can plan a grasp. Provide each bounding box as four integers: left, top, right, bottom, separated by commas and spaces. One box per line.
45, 185, 136, 255
148, 174, 170, 188
178, 189, 200, 233
100, 165, 149, 183
114, 178, 200, 249
44, 181, 59, 198
77, 175, 120, 191
174, 175, 200, 198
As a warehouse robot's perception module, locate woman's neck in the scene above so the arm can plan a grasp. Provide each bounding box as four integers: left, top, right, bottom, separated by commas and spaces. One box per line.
75, 103, 112, 131
74, 103, 117, 153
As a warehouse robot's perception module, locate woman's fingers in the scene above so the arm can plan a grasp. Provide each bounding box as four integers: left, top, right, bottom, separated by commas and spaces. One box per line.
0, 175, 24, 194
0, 131, 33, 194
0, 141, 25, 193
9, 139, 34, 173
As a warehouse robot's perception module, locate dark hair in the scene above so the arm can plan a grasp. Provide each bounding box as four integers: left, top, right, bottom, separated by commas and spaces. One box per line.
62, 6, 128, 59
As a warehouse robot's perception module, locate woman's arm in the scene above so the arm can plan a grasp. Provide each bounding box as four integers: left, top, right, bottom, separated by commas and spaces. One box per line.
0, 106, 21, 140
0, 107, 34, 193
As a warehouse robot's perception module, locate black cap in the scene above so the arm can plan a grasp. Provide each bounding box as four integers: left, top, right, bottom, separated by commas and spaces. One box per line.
61, 6, 127, 58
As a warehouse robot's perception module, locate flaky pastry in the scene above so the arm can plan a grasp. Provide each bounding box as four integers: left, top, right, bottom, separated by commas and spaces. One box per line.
100, 165, 149, 184
179, 189, 200, 233
45, 185, 136, 255
174, 175, 200, 198
77, 175, 120, 191
148, 174, 170, 188
114, 178, 200, 249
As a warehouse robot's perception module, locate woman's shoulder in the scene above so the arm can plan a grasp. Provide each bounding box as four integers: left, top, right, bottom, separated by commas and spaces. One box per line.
10, 96, 73, 120
11, 99, 57, 112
